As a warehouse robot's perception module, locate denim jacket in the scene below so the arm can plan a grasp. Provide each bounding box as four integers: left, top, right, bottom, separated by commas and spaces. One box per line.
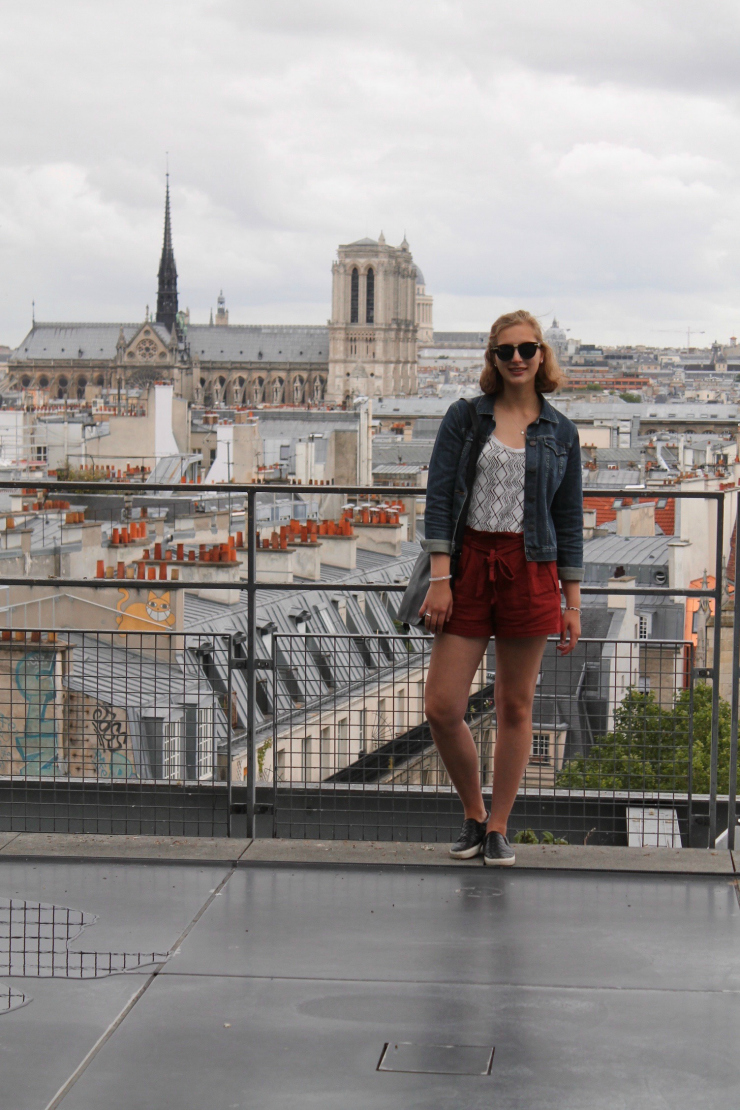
422, 393, 583, 581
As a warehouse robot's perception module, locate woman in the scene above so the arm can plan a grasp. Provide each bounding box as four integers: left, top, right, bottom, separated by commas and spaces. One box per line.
420, 309, 583, 866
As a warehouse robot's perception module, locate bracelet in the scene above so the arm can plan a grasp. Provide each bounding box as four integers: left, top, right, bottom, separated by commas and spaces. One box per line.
563, 606, 581, 613
430, 574, 452, 582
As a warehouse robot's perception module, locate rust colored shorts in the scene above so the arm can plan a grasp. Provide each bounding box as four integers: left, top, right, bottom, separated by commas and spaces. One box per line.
443, 528, 562, 640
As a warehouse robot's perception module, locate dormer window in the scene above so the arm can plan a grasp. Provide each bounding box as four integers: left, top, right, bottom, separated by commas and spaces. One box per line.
258, 621, 277, 656
292, 608, 310, 635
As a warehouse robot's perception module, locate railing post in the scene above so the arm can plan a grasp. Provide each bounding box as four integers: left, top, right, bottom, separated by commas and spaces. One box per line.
271, 632, 278, 838
728, 490, 740, 851
709, 494, 725, 848
246, 488, 257, 839
226, 632, 233, 838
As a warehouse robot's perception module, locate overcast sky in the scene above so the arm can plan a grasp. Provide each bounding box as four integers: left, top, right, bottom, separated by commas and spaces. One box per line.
2, 0, 740, 348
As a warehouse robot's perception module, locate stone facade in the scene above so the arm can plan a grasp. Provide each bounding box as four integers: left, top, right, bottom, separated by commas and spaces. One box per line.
326, 235, 419, 403
415, 266, 434, 346
7, 190, 426, 405
7, 319, 176, 400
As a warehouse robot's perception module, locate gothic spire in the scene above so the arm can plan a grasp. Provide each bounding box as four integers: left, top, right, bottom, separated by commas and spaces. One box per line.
156, 175, 178, 333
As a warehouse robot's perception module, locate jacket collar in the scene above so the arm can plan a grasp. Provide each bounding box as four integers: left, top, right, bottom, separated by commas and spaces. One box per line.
475, 392, 559, 424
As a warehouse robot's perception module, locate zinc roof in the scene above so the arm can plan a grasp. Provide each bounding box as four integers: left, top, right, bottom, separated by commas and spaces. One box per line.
10, 323, 171, 362
188, 325, 328, 364
583, 534, 671, 566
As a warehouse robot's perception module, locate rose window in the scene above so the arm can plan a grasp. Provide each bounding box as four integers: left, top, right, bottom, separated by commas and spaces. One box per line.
136, 339, 157, 361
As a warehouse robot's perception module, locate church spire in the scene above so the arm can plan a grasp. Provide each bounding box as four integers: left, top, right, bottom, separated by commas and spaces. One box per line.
156, 175, 178, 333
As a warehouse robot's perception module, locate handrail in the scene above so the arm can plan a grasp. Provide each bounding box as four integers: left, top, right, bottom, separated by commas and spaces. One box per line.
0, 479, 730, 497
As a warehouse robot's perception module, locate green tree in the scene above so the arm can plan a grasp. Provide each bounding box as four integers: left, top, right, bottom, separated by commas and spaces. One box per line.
556, 684, 736, 794
686, 683, 733, 794
619, 391, 642, 403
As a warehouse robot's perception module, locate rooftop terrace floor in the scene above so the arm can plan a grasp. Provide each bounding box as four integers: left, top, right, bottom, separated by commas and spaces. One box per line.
1, 837, 738, 1109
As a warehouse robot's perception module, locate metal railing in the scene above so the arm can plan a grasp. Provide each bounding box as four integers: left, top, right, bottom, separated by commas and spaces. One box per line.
270, 633, 696, 845
0, 478, 736, 847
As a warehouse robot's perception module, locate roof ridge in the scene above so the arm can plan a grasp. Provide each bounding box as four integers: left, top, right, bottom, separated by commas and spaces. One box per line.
188, 323, 328, 331
30, 322, 154, 328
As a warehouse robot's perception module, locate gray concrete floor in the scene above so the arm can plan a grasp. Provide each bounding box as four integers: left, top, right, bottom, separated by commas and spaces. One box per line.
0, 848, 738, 1109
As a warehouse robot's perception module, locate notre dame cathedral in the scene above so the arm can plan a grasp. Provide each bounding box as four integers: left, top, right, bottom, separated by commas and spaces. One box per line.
8, 182, 432, 406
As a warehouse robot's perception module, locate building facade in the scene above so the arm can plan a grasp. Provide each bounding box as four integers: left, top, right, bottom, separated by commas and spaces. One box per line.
7, 192, 426, 406
326, 235, 419, 404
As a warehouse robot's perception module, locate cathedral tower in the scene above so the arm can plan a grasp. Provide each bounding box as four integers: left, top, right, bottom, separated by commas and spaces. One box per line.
156, 176, 178, 333
327, 235, 419, 403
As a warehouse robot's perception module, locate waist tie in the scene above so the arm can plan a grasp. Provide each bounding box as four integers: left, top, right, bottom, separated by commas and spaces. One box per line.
475, 548, 517, 599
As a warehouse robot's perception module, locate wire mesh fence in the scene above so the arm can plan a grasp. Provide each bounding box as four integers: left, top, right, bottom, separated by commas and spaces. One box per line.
0, 477, 733, 847
0, 630, 231, 836
271, 633, 696, 845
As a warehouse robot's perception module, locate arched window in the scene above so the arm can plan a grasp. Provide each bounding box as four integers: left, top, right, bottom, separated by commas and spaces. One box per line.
366, 267, 374, 324
350, 268, 359, 323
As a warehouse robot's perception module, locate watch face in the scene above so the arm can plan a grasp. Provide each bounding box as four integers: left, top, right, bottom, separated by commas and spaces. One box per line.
136, 339, 157, 361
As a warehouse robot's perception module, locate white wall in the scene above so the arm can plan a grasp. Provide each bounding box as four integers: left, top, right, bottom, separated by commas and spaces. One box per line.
153, 384, 180, 459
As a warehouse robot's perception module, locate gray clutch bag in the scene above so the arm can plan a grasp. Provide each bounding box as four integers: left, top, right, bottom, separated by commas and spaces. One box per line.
396, 549, 432, 627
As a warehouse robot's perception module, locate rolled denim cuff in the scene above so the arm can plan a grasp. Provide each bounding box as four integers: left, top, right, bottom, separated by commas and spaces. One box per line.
421, 538, 453, 554
557, 565, 584, 581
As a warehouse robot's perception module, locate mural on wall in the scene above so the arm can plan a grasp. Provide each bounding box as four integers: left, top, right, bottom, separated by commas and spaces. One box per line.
15, 654, 58, 774
0, 651, 59, 776
0, 646, 141, 780
116, 589, 175, 633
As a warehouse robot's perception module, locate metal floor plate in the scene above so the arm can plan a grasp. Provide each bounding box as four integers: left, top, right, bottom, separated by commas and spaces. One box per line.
378, 1041, 494, 1074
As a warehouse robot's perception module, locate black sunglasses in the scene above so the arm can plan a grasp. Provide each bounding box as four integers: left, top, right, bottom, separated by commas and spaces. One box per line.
493, 342, 542, 362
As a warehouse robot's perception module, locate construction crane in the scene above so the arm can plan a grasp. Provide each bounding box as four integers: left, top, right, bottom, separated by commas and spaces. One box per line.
655, 327, 706, 348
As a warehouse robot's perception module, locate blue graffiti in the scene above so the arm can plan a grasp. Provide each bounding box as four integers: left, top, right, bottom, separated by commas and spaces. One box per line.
14, 653, 57, 775
93, 748, 134, 779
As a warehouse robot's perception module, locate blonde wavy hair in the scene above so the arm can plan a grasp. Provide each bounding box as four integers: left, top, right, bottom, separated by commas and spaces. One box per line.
480, 309, 563, 395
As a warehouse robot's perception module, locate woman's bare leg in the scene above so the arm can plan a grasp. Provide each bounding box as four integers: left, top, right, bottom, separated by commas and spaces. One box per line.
489, 635, 548, 835
425, 632, 490, 822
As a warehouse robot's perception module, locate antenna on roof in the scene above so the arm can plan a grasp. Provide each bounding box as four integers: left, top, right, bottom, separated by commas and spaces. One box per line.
31, 300, 35, 325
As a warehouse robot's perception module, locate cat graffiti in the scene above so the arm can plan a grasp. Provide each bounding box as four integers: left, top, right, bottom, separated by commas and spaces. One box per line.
116, 589, 175, 633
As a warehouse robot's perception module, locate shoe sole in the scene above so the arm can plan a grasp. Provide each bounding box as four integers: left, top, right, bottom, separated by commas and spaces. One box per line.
449, 842, 484, 860
483, 855, 516, 867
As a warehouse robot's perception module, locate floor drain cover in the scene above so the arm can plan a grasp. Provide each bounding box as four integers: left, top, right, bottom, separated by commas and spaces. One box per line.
377, 1042, 494, 1075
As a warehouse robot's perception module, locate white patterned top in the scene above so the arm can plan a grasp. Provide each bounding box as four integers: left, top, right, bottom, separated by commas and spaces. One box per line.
467, 433, 525, 533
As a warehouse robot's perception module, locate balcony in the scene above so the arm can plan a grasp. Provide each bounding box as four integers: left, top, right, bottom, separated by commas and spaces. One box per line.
0, 478, 737, 1104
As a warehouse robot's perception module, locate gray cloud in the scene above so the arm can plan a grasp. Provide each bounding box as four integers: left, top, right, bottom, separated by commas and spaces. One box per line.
1, 0, 739, 346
